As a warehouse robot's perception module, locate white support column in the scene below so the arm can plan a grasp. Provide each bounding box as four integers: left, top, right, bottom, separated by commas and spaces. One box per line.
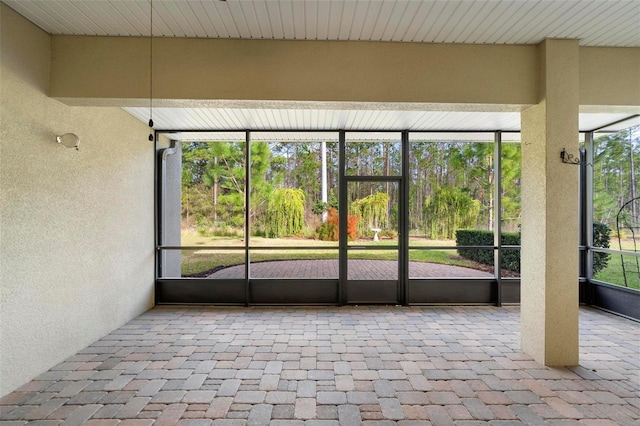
321, 140, 328, 223
520, 39, 580, 366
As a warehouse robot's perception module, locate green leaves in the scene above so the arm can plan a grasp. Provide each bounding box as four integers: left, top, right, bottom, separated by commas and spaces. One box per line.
593, 127, 639, 226
424, 187, 480, 240
265, 188, 306, 238
350, 192, 390, 236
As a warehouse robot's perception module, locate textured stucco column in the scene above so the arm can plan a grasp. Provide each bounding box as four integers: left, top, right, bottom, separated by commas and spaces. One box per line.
521, 39, 580, 366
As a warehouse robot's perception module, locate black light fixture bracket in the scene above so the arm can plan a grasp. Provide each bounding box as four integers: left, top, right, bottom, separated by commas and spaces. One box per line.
560, 148, 580, 165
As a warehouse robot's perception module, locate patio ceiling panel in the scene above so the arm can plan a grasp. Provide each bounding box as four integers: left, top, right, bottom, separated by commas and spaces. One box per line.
157, 113, 640, 143
349, 0, 377, 41
579, 113, 640, 132
4, 0, 639, 46
194, 1, 226, 38
482, 1, 538, 45
5, 1, 638, 136
578, 1, 639, 46
593, 115, 640, 132
125, 107, 637, 136
508, 0, 567, 45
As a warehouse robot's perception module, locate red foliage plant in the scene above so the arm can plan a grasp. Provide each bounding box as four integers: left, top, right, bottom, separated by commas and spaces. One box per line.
317, 207, 359, 241
346, 213, 359, 241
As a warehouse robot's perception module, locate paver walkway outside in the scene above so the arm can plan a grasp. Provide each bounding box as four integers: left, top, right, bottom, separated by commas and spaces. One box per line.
1, 306, 638, 425
209, 260, 493, 279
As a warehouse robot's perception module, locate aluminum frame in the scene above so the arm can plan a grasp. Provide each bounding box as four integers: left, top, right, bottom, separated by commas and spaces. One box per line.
153, 119, 639, 318
156, 129, 520, 305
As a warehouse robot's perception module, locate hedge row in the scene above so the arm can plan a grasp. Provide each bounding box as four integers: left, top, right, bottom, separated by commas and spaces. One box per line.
455, 230, 521, 273
455, 222, 611, 274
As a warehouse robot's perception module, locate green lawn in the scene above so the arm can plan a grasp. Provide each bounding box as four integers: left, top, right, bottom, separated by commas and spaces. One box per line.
593, 239, 640, 289
177, 233, 481, 276
177, 233, 639, 287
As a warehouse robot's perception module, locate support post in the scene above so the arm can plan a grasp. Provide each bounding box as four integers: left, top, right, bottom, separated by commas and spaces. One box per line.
321, 140, 328, 222
520, 39, 580, 366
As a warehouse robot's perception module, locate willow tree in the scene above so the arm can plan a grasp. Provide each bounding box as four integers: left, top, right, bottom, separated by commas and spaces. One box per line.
350, 192, 389, 236
265, 188, 306, 238
424, 187, 480, 240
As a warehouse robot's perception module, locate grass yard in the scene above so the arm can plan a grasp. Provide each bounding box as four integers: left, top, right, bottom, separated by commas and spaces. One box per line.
593, 239, 640, 289
177, 232, 639, 288
178, 232, 481, 276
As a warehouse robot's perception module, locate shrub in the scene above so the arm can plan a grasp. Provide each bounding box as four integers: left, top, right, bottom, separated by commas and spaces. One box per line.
456, 229, 521, 273
316, 208, 359, 241
456, 222, 611, 274
316, 208, 339, 241
592, 222, 611, 274
312, 200, 326, 215
382, 229, 398, 239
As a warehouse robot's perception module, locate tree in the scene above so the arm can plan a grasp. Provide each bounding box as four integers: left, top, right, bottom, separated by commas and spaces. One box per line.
350, 192, 390, 236
181, 140, 276, 235
449, 142, 494, 230
593, 126, 640, 228
265, 188, 306, 238
501, 143, 522, 232
249, 141, 277, 235
181, 142, 226, 230
424, 187, 480, 240
201, 142, 245, 226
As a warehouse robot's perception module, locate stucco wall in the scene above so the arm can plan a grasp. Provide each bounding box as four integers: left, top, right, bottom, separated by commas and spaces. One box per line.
49, 36, 538, 107
579, 47, 640, 110
47, 36, 640, 111
0, 5, 154, 397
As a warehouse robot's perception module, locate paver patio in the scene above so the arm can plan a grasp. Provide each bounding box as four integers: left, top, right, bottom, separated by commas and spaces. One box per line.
1, 306, 638, 425
209, 260, 493, 279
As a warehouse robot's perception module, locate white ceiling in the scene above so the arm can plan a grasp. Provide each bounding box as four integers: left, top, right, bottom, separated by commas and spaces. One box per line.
5, 0, 640, 133
5, 0, 640, 46
125, 106, 638, 135
130, 108, 524, 131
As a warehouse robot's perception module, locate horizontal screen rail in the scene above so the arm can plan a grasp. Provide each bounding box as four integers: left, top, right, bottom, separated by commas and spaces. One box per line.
590, 247, 640, 257
348, 245, 399, 250
409, 245, 500, 250
158, 246, 246, 250
158, 246, 339, 251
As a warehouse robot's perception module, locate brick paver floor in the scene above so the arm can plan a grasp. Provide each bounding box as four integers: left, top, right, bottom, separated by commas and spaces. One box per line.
1, 306, 638, 425
209, 260, 493, 279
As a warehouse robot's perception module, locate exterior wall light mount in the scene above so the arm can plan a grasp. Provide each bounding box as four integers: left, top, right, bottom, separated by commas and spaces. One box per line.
56, 133, 80, 151
560, 148, 580, 165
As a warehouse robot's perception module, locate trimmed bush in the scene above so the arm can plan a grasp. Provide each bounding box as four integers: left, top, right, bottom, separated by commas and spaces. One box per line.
456, 230, 521, 273
456, 222, 611, 274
